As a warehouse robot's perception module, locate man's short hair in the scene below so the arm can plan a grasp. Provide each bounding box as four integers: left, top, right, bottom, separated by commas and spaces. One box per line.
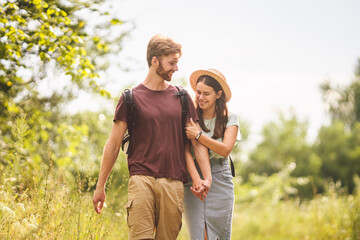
147, 34, 182, 67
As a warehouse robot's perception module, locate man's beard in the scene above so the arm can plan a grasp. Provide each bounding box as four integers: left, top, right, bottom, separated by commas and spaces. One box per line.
156, 62, 173, 81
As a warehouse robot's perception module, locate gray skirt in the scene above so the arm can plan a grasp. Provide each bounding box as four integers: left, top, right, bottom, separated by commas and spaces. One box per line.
183, 158, 234, 240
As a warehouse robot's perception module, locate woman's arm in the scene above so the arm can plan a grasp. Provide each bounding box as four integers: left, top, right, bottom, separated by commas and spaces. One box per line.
186, 118, 238, 157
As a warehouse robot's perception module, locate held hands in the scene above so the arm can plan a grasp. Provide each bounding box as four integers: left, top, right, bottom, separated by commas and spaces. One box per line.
190, 178, 211, 201
93, 187, 106, 214
186, 118, 201, 140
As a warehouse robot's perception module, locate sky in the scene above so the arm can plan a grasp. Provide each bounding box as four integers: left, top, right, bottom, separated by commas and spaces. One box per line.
68, 0, 360, 149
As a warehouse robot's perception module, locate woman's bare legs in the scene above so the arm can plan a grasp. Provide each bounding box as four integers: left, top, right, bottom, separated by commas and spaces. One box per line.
204, 224, 208, 240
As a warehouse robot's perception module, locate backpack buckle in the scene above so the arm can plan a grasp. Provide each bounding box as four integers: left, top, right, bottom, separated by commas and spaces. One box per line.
174, 91, 184, 96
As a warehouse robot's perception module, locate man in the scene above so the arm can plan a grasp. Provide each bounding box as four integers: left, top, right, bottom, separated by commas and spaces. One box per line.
92, 34, 212, 240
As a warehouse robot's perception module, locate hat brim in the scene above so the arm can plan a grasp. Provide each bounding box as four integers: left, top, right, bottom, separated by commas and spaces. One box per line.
189, 69, 232, 102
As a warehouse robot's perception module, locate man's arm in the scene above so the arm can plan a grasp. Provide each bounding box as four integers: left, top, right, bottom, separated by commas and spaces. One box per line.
93, 120, 127, 214
188, 121, 212, 194
184, 142, 207, 201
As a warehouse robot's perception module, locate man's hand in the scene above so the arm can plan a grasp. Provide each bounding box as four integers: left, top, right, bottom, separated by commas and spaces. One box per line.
93, 188, 106, 214
190, 179, 210, 201
192, 177, 203, 192
190, 177, 205, 200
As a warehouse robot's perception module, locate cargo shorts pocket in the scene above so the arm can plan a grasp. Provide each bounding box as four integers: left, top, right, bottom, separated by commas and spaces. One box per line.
178, 204, 184, 214
125, 198, 133, 227
177, 204, 184, 231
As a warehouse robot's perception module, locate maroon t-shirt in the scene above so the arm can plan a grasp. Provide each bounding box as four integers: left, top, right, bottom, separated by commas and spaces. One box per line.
113, 83, 199, 183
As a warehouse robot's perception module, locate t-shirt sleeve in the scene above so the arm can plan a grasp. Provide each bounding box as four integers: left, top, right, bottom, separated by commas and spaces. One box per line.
186, 94, 199, 122
113, 94, 127, 122
227, 112, 242, 141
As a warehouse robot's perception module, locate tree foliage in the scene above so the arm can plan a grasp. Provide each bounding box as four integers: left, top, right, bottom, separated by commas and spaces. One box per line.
243, 112, 312, 177
0, 0, 132, 114
243, 60, 360, 196
0, 0, 132, 191
320, 60, 360, 128
314, 121, 360, 193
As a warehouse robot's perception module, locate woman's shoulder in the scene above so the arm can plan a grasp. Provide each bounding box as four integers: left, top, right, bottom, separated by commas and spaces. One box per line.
228, 112, 239, 121
227, 112, 239, 127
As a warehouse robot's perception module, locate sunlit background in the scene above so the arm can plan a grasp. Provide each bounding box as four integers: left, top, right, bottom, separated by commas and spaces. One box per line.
68, 0, 360, 147
1, 0, 360, 239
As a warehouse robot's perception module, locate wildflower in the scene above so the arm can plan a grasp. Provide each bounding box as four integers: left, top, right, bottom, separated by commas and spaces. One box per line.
297, 177, 309, 185
13, 222, 21, 229
26, 223, 38, 231
4, 177, 17, 182
12, 221, 26, 235
17, 203, 26, 213
13, 221, 26, 236
0, 202, 16, 219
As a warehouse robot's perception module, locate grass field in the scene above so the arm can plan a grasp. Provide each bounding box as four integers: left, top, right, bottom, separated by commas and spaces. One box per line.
1, 169, 359, 239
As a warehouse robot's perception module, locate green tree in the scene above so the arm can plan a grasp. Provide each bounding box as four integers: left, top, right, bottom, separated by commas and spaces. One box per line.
243, 113, 312, 177
0, 0, 132, 130
0, 0, 131, 102
320, 59, 360, 128
241, 112, 322, 198
243, 60, 360, 196
316, 59, 360, 193
314, 121, 360, 193
0, 0, 133, 189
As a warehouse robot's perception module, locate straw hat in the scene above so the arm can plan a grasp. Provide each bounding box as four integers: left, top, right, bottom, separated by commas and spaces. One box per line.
189, 68, 232, 102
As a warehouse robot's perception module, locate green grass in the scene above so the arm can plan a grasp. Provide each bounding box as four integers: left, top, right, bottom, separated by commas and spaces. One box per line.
231, 194, 359, 240
1, 169, 359, 240
0, 166, 129, 240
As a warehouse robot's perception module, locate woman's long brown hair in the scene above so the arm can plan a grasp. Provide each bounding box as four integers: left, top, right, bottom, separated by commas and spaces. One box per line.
195, 75, 228, 139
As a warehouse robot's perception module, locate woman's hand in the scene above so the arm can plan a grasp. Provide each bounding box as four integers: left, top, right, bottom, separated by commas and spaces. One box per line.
190, 180, 209, 201
190, 177, 204, 201
186, 118, 201, 140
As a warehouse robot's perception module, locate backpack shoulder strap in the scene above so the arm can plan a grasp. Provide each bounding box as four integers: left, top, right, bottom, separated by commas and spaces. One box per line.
123, 88, 134, 132
175, 86, 188, 145
122, 88, 137, 154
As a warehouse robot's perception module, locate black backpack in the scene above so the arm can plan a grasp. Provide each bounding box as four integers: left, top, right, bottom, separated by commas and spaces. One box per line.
121, 86, 189, 154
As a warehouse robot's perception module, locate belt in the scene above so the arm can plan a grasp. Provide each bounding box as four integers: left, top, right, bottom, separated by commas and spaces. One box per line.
211, 157, 235, 177
210, 158, 228, 165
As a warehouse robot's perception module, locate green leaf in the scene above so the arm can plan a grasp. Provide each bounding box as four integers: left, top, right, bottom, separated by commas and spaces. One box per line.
110, 19, 123, 25
40, 52, 50, 61
66, 71, 75, 79
64, 17, 71, 25
79, 48, 86, 56
27, 43, 34, 50
100, 89, 110, 97
60, 10, 67, 17
0, 18, 8, 24
47, 8, 55, 15
49, 46, 56, 52
6, 3, 19, 11
40, 12, 48, 20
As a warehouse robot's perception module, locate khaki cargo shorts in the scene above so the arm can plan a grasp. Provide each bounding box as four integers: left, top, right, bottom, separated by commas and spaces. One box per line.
126, 175, 184, 240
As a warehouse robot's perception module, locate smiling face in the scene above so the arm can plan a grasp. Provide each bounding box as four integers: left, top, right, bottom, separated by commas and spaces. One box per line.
155, 54, 179, 81
195, 81, 222, 111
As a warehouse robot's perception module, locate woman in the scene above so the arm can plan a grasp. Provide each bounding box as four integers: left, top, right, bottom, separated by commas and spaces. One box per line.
184, 68, 239, 240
